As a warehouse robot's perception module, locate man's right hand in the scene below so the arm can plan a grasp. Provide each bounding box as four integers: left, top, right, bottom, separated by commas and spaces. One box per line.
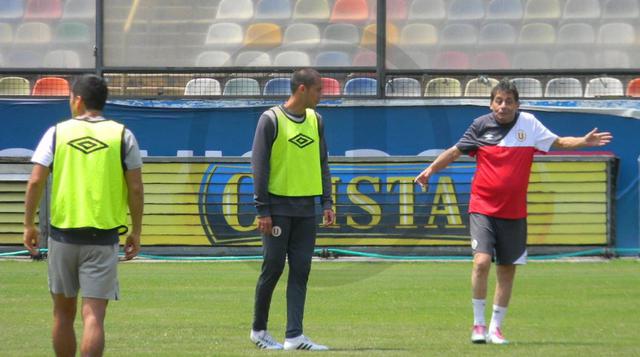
257, 216, 273, 236
414, 168, 431, 190
23, 224, 40, 256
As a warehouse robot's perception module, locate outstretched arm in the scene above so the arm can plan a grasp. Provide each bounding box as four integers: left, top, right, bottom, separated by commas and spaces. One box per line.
414, 146, 463, 189
552, 128, 613, 150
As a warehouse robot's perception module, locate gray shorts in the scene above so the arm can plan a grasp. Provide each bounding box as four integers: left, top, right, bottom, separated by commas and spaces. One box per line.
48, 238, 120, 300
470, 213, 527, 265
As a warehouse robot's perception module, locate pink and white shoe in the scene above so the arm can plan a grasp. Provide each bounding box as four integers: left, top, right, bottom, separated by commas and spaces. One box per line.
487, 327, 509, 345
471, 325, 487, 344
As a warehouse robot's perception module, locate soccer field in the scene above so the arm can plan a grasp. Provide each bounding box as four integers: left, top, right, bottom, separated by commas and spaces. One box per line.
1, 259, 639, 356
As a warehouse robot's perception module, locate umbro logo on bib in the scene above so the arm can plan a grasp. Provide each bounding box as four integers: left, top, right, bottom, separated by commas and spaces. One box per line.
68, 136, 109, 154
288, 133, 314, 149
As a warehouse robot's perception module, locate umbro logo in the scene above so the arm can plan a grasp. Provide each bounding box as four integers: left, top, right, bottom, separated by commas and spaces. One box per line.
288, 133, 314, 149
483, 134, 494, 140
67, 136, 109, 154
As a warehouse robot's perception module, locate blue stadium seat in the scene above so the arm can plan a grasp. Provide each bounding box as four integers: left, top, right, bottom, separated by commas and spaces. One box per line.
486, 0, 523, 20
263, 78, 292, 96
448, 0, 484, 20
314, 51, 351, 67
0, 0, 24, 20
344, 77, 377, 96
255, 0, 291, 20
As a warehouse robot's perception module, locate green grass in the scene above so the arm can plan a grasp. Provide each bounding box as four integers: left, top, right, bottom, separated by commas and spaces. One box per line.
1, 259, 639, 356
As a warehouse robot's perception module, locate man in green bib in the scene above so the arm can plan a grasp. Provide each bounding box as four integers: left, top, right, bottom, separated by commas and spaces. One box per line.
250, 68, 335, 351
23, 74, 144, 357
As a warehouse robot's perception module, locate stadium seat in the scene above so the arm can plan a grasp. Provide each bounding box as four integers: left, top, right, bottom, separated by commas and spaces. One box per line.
7, 50, 41, 67
598, 23, 635, 46
0, 0, 24, 20
195, 51, 232, 67
424, 78, 462, 97
184, 78, 222, 96
62, 0, 94, 19
433, 51, 470, 70
32, 77, 70, 96
510, 78, 543, 98
584, 77, 624, 98
345, 149, 390, 157
563, 0, 600, 19
321, 77, 341, 96
448, 0, 484, 20
385, 77, 421, 97
263, 78, 292, 96
43, 50, 81, 68
360, 23, 399, 49
408, 0, 445, 20
234, 51, 272, 66
352, 50, 376, 66
552, 50, 589, 69
314, 51, 351, 67
626, 78, 640, 97
282, 23, 321, 49
243, 23, 282, 48
602, 0, 639, 19
595, 50, 630, 68
273, 51, 310, 66
55, 22, 91, 43
417, 149, 445, 156
0, 148, 34, 156
255, 0, 291, 20
24, 0, 62, 20
518, 23, 556, 45
400, 23, 438, 47
557, 23, 595, 45
385, 0, 408, 20
512, 51, 550, 69
292, 0, 330, 22
216, 0, 254, 20
473, 51, 510, 70
205, 23, 244, 48
486, 0, 523, 20
0, 23, 12, 44
222, 78, 261, 96
478, 23, 517, 45
387, 49, 430, 70
464, 77, 499, 97
440, 24, 477, 46
544, 78, 583, 98
322, 23, 360, 49
14, 22, 51, 44
330, 0, 369, 23
524, 0, 561, 20
344, 77, 377, 96
0, 77, 30, 96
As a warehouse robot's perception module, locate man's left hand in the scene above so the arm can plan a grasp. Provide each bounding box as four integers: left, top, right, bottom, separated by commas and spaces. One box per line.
322, 209, 335, 226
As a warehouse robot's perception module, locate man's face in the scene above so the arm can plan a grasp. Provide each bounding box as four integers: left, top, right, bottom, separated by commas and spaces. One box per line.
303, 78, 322, 109
490, 90, 519, 124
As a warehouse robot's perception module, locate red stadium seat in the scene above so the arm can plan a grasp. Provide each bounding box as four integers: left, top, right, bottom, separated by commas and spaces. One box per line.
433, 51, 470, 70
24, 0, 62, 20
32, 77, 69, 96
330, 0, 369, 23
626, 78, 640, 97
321, 77, 340, 96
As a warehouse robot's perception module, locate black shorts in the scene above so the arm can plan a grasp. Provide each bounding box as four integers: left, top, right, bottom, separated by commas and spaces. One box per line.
470, 213, 527, 265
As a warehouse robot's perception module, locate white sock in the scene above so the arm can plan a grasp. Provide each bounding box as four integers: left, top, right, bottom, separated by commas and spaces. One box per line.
489, 305, 508, 333
472, 298, 486, 326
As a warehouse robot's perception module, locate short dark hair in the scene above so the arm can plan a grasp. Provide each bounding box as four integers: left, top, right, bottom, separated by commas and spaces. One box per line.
290, 68, 321, 94
490, 78, 519, 103
72, 74, 108, 111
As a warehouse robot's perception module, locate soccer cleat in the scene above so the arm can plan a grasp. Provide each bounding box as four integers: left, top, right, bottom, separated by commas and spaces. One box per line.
250, 330, 283, 350
471, 324, 487, 344
284, 335, 329, 351
487, 327, 509, 345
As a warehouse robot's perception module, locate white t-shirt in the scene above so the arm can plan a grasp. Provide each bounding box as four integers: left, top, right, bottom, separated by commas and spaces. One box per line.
31, 116, 143, 170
